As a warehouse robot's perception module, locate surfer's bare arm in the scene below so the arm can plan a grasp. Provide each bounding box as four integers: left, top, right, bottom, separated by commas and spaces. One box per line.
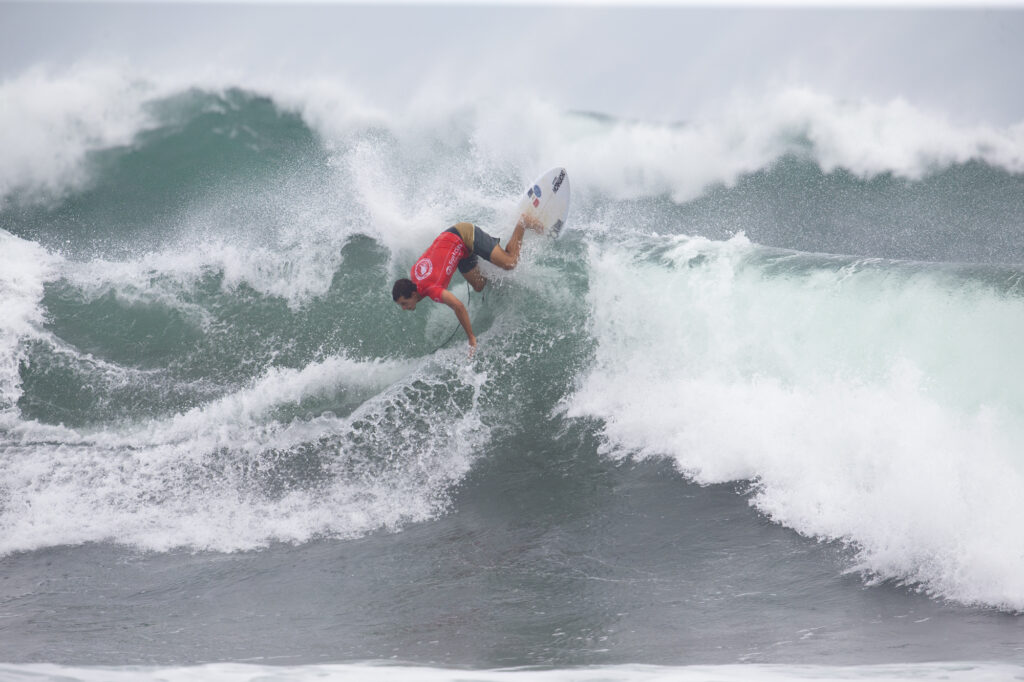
440, 289, 477, 351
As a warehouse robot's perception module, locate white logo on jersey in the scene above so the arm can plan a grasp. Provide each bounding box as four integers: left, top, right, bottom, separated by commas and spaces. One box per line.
414, 258, 433, 280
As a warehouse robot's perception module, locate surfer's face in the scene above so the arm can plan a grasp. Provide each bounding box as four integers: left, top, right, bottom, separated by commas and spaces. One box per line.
396, 295, 418, 311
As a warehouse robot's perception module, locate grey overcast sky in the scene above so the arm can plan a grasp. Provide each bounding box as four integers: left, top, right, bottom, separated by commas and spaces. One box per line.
1, 3, 1023, 124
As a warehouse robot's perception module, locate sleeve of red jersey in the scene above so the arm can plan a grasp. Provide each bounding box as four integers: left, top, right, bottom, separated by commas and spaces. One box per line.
423, 284, 445, 303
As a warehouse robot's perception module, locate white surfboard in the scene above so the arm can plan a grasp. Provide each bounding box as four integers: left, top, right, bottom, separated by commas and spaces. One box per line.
516, 167, 571, 237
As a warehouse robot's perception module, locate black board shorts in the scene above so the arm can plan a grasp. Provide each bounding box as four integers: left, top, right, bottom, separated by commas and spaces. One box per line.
445, 223, 501, 273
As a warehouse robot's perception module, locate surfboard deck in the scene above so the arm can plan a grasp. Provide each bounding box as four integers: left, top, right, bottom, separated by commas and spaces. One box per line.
517, 167, 570, 237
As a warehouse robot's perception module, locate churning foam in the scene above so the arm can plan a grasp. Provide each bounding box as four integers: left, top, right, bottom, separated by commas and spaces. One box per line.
0, 661, 1021, 682
565, 234, 1024, 611
0, 353, 488, 555
0, 230, 59, 426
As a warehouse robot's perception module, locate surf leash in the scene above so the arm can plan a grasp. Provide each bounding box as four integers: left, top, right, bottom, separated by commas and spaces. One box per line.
431, 281, 473, 354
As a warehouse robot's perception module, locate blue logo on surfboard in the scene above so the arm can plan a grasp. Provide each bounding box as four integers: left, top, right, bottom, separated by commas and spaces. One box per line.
528, 184, 542, 207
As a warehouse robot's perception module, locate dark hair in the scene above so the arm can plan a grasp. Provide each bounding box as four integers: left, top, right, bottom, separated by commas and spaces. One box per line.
392, 278, 417, 301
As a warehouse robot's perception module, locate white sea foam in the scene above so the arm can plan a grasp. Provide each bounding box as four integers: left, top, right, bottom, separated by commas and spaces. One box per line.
300, 84, 1024, 207
0, 64, 158, 207
271, 81, 1024, 222
0, 353, 486, 555
0, 230, 59, 427
4, 62, 1024, 217
565, 234, 1024, 611
482, 89, 1024, 204
0, 661, 1019, 682
61, 238, 347, 312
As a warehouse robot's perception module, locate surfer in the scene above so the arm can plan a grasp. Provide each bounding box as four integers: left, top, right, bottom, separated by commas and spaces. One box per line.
392, 215, 541, 354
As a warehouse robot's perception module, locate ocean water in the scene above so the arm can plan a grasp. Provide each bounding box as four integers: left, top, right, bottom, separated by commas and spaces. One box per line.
2, 5, 1024, 681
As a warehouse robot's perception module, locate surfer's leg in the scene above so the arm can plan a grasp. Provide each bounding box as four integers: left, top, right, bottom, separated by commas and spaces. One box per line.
488, 224, 524, 270
458, 254, 486, 292
462, 266, 486, 292
488, 214, 545, 270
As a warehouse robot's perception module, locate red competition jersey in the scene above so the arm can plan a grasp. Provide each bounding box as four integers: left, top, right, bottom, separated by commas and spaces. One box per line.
410, 231, 467, 302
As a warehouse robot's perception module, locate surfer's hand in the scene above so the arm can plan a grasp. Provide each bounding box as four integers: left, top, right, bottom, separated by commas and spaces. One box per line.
468, 335, 477, 358
518, 213, 543, 234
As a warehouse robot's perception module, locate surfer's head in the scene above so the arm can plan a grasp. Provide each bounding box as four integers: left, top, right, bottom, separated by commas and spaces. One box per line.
392, 278, 419, 310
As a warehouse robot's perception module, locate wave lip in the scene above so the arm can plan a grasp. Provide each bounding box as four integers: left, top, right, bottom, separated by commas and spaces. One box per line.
0, 64, 155, 208
5, 63, 1024, 214
505, 88, 1024, 205
3, 63, 1024, 613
